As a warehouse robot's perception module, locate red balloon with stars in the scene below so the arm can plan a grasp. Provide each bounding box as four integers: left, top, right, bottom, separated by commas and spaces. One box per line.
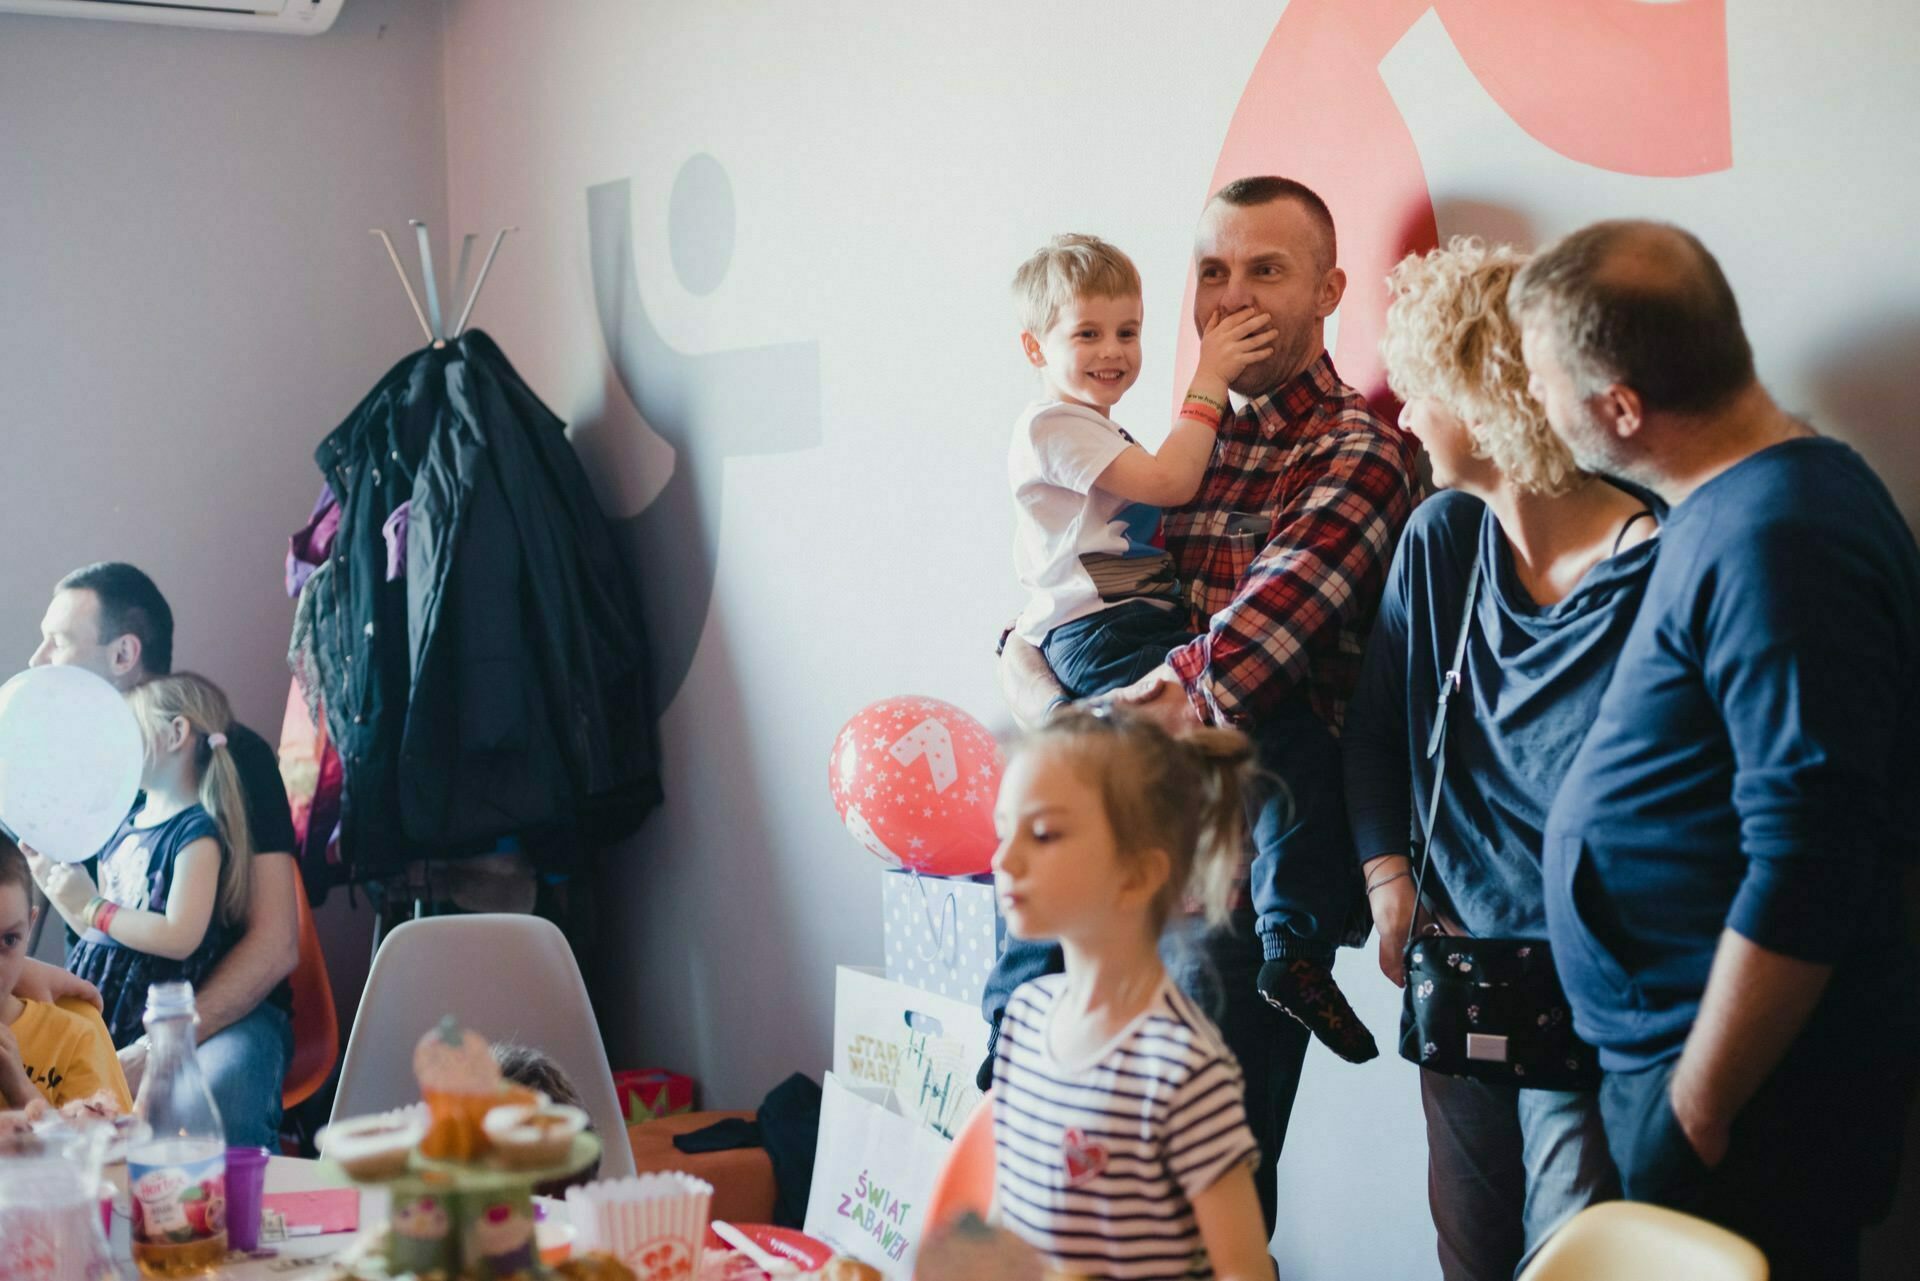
828, 696, 1004, 876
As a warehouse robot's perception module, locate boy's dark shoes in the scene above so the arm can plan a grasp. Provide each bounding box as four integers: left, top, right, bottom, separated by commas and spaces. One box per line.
1257, 957, 1379, 1064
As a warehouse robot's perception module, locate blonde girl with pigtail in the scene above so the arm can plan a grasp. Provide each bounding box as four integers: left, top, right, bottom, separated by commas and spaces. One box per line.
986, 705, 1274, 1281
28, 672, 254, 1048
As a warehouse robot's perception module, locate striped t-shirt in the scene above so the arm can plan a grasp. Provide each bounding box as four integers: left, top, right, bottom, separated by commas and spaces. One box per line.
991, 974, 1261, 1280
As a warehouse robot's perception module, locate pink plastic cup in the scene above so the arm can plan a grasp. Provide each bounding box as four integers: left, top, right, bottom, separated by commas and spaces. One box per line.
225, 1146, 272, 1252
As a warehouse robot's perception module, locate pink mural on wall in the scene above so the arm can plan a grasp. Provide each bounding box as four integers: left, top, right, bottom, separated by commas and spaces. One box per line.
1178, 0, 1730, 414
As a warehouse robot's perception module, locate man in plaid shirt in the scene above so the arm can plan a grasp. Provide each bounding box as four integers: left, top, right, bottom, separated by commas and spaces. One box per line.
989, 177, 1420, 1230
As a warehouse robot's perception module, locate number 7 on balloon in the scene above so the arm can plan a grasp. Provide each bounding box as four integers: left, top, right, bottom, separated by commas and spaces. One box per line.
889, 719, 959, 794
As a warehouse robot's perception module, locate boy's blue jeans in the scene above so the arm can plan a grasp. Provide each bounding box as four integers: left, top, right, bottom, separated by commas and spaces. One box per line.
1026, 600, 1366, 963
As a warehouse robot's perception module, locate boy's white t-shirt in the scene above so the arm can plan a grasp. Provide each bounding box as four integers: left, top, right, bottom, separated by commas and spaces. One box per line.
1009, 400, 1180, 644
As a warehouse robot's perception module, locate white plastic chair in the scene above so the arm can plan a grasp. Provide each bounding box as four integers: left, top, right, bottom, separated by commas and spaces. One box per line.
1518, 1201, 1768, 1281
331, 913, 637, 1178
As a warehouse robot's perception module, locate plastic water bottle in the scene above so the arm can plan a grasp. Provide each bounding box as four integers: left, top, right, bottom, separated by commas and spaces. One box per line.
127, 981, 228, 1277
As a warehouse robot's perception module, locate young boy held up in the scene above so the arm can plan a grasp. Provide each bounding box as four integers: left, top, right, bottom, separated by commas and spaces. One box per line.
984, 233, 1380, 1074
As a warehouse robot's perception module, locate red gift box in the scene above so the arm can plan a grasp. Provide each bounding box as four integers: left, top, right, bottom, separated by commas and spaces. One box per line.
614, 1068, 697, 1126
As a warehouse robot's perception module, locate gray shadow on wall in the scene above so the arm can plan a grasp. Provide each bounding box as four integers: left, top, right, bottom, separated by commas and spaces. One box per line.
1804, 313, 1920, 532
1864, 876, 1920, 1278
1818, 318, 1920, 1278
589, 613, 815, 1107
582, 160, 823, 713
575, 158, 822, 1104
1431, 197, 1538, 252
1640, 314, 1920, 1276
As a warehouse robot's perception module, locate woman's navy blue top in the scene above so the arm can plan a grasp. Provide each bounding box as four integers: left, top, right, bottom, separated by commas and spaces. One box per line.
1343, 490, 1657, 939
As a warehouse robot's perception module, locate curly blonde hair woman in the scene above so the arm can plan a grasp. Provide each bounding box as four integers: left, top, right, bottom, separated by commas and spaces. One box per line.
1381, 238, 1581, 497
1342, 237, 1660, 1280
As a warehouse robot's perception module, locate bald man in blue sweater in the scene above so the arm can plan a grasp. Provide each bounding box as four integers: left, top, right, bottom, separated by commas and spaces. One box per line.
1513, 220, 1920, 1281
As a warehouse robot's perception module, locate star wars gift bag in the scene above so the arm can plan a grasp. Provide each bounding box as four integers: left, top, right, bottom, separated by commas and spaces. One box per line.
831, 966, 989, 1141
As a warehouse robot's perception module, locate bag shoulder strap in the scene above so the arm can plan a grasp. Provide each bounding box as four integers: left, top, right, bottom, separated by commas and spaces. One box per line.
1406, 546, 1484, 953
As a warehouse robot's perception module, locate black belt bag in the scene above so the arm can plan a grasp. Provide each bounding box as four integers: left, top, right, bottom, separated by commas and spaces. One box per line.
1397, 551, 1600, 1093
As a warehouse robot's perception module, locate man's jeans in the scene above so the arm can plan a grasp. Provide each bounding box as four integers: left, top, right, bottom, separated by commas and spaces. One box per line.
1420, 1071, 1618, 1280
1601, 1048, 1919, 1281
200, 1002, 293, 1149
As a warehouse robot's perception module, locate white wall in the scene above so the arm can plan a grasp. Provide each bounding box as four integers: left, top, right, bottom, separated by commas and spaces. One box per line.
0, 0, 448, 1005
439, 3, 1920, 1276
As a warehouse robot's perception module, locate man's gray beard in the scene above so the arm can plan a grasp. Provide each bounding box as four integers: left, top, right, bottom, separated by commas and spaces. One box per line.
1561, 419, 1657, 492
1230, 325, 1319, 401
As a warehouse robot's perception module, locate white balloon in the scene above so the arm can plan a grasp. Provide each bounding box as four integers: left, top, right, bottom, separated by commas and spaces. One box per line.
0, 666, 144, 863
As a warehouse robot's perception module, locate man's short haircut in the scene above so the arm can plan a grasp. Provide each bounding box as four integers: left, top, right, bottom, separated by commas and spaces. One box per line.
57, 562, 173, 675
1509, 219, 1755, 415
0, 833, 30, 907
1207, 176, 1338, 272
1011, 234, 1143, 336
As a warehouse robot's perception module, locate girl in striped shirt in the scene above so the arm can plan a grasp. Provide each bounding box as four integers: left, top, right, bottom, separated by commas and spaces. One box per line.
990, 706, 1272, 1281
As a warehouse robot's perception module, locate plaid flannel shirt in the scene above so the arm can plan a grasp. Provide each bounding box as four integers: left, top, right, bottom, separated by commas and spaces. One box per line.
1163, 353, 1418, 733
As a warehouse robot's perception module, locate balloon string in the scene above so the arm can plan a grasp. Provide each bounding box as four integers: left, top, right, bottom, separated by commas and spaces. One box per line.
908, 868, 961, 970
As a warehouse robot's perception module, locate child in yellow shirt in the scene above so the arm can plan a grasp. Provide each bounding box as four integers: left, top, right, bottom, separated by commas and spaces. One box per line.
0, 837, 131, 1111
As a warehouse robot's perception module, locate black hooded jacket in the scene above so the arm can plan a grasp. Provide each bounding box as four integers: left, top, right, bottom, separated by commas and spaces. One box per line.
308, 331, 659, 880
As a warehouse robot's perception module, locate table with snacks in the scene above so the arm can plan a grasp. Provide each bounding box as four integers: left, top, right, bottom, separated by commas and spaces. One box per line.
5, 1015, 871, 1281
100, 1157, 837, 1279
222, 1017, 863, 1281
105, 1155, 443, 1279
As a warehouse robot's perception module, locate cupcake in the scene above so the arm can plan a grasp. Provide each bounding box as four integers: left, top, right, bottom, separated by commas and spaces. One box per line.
317, 1106, 429, 1179
483, 1101, 589, 1169
412, 1016, 532, 1160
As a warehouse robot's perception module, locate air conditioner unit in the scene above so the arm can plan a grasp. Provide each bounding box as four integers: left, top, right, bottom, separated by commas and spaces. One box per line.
0, 0, 343, 36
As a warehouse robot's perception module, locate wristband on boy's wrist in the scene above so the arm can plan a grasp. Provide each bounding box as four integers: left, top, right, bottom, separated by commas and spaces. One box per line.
92, 899, 119, 934
1184, 391, 1228, 413
83, 896, 104, 929
1177, 403, 1223, 429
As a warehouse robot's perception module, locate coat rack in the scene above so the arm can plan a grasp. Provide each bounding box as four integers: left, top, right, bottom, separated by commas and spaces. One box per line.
372, 221, 516, 348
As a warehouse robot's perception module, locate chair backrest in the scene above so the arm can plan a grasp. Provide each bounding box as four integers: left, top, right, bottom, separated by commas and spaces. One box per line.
331, 913, 635, 1178
282, 863, 340, 1111
921, 1094, 996, 1233
1517, 1201, 1768, 1281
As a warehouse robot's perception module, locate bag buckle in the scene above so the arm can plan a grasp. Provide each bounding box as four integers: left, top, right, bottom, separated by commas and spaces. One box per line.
1466, 1033, 1509, 1063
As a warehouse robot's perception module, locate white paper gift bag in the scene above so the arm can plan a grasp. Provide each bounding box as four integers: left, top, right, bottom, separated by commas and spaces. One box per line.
880, 870, 1004, 1005
802, 1072, 950, 1278
832, 965, 989, 1141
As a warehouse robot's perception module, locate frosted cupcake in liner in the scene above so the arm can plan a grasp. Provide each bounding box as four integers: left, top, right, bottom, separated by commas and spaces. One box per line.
566, 1172, 714, 1281
317, 1104, 429, 1180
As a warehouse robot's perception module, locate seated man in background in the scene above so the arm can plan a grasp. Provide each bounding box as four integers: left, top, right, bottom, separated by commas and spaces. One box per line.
13, 562, 299, 1146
